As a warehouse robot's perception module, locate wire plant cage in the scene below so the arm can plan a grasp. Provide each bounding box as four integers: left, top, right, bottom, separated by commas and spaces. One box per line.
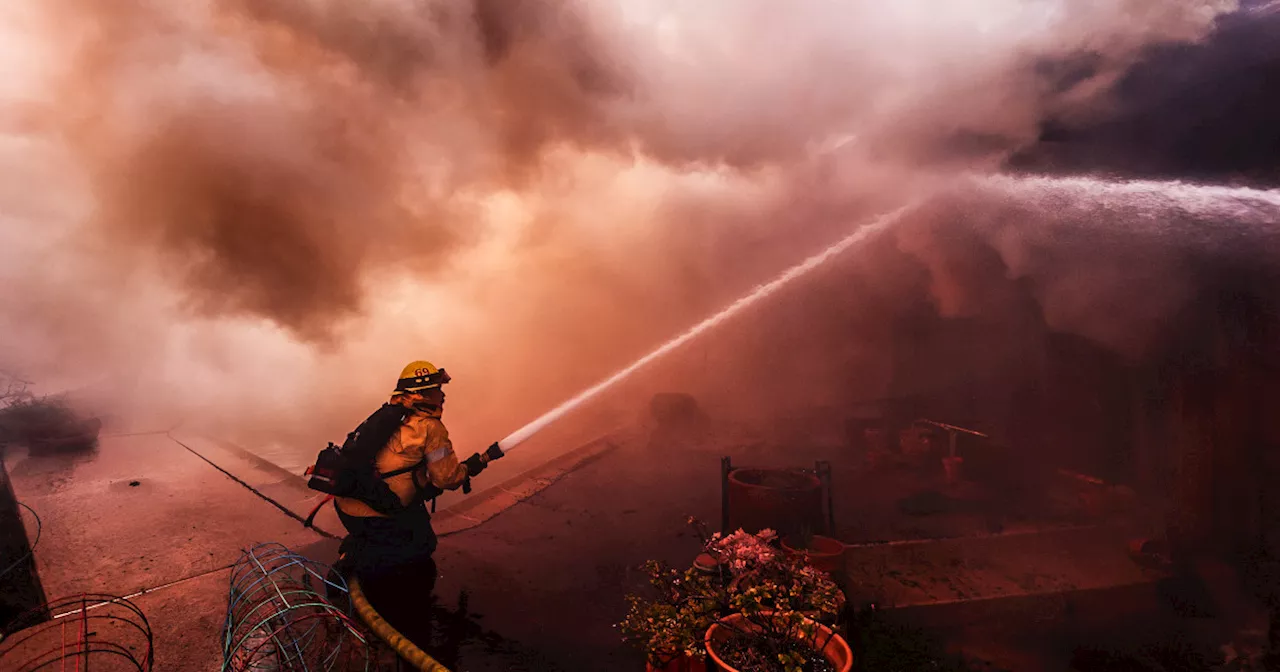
222, 543, 372, 672
0, 593, 155, 671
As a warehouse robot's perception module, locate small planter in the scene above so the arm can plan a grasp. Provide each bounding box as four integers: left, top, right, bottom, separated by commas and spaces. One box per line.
781, 536, 846, 575
647, 653, 709, 672
705, 612, 852, 672
941, 456, 963, 484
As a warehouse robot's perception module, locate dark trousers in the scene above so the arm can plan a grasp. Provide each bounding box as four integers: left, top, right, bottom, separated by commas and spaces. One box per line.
335, 501, 438, 579
335, 502, 440, 652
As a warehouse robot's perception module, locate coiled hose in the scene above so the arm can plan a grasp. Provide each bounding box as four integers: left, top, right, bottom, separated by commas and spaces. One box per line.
349, 578, 452, 672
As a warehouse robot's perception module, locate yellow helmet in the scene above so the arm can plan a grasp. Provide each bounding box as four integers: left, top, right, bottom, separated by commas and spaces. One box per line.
395, 360, 451, 393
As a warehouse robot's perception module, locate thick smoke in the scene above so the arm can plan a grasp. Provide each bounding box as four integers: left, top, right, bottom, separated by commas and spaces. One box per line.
0, 0, 1251, 463
899, 176, 1280, 359
1012, 1, 1280, 184
41, 0, 635, 338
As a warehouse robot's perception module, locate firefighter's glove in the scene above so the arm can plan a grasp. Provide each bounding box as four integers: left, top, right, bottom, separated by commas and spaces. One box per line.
485, 442, 505, 461
463, 452, 487, 478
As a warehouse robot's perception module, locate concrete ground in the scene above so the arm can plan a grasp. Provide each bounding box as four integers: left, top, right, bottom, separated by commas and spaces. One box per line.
362, 419, 1182, 671
0, 430, 337, 670
0, 405, 640, 671
0, 412, 1252, 671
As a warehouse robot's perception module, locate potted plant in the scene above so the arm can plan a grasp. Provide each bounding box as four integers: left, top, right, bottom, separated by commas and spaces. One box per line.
702, 529, 849, 672
622, 522, 848, 671
620, 560, 718, 671
706, 610, 851, 672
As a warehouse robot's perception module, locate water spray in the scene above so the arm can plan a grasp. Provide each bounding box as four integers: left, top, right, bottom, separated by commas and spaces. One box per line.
979, 173, 1280, 212
492, 203, 918, 455
484, 174, 1280, 460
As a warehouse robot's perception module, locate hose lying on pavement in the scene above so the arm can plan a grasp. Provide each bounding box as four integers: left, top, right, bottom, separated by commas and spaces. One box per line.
349, 577, 452, 672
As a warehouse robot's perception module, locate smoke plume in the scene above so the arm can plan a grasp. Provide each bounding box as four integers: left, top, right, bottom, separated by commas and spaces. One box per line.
0, 0, 1256, 463
1012, 1, 1280, 184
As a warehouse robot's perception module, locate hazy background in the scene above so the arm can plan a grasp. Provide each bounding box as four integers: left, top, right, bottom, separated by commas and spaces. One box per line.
0, 0, 1275, 470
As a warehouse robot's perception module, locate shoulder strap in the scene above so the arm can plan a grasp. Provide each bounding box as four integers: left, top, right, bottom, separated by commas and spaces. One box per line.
369, 404, 423, 479
344, 403, 410, 463
379, 461, 424, 479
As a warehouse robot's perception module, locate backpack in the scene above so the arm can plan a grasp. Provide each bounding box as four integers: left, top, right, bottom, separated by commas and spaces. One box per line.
306, 403, 421, 515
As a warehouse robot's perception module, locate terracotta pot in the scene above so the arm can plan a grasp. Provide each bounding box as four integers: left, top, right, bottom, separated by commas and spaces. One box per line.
647, 653, 708, 672
781, 535, 846, 574
705, 612, 852, 672
726, 469, 825, 542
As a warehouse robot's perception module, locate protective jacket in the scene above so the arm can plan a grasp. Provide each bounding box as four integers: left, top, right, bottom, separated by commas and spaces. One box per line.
335, 392, 469, 518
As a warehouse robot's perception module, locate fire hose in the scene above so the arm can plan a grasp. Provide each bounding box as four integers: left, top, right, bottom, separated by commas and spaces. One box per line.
349, 577, 452, 672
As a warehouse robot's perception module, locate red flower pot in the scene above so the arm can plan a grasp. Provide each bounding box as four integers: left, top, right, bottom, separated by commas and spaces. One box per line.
942, 456, 964, 484
781, 535, 846, 574
705, 612, 852, 672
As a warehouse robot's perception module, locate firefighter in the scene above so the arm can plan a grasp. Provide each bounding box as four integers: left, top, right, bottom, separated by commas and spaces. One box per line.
334, 360, 503, 583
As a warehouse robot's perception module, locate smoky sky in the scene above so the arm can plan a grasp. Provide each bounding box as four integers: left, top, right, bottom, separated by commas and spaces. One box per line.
2, 0, 1274, 456
33, 0, 640, 341
1011, 2, 1280, 185
15, 0, 1245, 339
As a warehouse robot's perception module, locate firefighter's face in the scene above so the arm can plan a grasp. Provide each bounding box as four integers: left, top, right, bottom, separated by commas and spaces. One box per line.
423, 387, 445, 407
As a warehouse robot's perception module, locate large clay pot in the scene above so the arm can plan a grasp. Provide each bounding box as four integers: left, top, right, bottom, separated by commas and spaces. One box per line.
726, 468, 825, 541
647, 653, 708, 672
705, 612, 852, 672
781, 535, 846, 574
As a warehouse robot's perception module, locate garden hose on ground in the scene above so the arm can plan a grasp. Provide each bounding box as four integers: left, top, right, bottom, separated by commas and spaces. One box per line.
349, 577, 452, 672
